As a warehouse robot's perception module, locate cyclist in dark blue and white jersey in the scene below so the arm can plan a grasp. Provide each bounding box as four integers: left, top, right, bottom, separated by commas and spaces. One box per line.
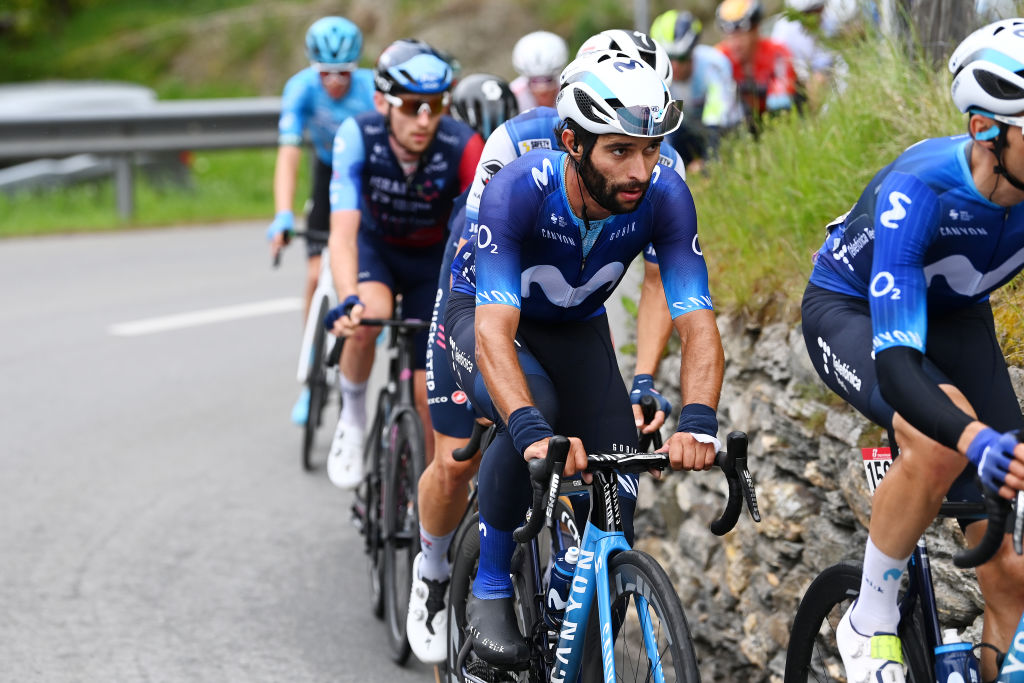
406, 72, 519, 665
444, 50, 725, 669
801, 20, 1024, 683
266, 16, 375, 425
322, 39, 483, 490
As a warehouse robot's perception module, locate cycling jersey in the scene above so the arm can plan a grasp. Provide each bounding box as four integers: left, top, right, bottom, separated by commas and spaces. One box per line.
330, 111, 484, 248
670, 45, 742, 129
461, 107, 685, 264
451, 148, 711, 323
808, 135, 1024, 355
277, 67, 376, 165
717, 38, 797, 114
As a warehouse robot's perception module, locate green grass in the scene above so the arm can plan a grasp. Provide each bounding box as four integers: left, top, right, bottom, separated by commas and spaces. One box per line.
0, 148, 310, 236
691, 37, 962, 320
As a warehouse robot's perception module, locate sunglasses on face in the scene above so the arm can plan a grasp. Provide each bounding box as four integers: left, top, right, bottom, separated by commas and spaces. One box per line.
528, 75, 558, 89
383, 92, 450, 117
314, 62, 356, 75
987, 113, 1024, 139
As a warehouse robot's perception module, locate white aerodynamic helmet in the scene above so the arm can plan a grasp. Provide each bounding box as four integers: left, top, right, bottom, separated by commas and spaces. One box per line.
512, 31, 569, 78
556, 50, 683, 137
949, 18, 1024, 115
577, 29, 674, 89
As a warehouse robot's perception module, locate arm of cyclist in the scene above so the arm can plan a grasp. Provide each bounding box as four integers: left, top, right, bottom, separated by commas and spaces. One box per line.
868, 171, 1024, 497
267, 145, 301, 255
631, 257, 673, 434
324, 117, 367, 336
474, 302, 590, 481
664, 308, 724, 472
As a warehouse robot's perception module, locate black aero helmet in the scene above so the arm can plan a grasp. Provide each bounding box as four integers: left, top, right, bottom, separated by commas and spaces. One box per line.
451, 74, 519, 139
374, 38, 454, 95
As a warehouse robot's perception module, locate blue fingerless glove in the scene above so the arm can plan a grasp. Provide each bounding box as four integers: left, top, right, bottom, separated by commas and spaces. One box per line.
630, 374, 672, 418
323, 295, 363, 331
266, 210, 294, 241
966, 427, 1017, 494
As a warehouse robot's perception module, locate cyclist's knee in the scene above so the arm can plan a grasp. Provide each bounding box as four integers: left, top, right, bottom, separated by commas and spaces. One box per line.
892, 417, 968, 491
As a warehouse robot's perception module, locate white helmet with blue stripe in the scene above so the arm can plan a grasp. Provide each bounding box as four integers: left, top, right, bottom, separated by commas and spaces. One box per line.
949, 18, 1024, 115
556, 50, 683, 138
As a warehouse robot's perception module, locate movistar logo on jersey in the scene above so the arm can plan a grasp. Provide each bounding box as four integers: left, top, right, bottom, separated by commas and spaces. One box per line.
521, 262, 624, 308
532, 157, 556, 190
880, 191, 912, 229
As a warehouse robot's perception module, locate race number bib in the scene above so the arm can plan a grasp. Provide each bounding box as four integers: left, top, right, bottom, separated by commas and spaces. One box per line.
861, 447, 893, 495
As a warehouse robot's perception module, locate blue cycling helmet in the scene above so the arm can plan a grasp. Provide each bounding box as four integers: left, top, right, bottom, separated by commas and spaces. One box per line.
374, 39, 454, 95
305, 17, 362, 67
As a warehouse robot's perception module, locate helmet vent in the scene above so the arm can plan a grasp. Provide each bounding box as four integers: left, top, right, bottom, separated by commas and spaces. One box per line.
977, 69, 1024, 100
575, 89, 610, 122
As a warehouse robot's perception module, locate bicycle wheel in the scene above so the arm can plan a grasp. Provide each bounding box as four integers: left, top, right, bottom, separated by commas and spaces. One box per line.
301, 295, 330, 471
579, 549, 700, 682
446, 512, 538, 683
784, 561, 932, 683
382, 409, 425, 664
356, 387, 391, 620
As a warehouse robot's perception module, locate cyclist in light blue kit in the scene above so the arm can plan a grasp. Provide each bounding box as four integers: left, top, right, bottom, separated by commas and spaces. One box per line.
444, 50, 725, 669
323, 39, 483, 489
800, 20, 1024, 683
266, 16, 376, 425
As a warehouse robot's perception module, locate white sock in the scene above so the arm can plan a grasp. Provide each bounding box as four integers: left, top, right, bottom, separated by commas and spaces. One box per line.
850, 536, 909, 635
339, 376, 367, 428
418, 525, 455, 582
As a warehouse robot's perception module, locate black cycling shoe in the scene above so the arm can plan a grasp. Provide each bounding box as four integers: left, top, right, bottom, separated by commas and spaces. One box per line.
466, 593, 529, 670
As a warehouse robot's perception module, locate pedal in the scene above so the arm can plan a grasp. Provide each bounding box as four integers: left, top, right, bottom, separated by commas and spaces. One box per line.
350, 501, 366, 533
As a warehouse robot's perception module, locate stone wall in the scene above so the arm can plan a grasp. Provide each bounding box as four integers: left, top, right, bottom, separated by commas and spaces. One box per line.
631, 314, 1022, 682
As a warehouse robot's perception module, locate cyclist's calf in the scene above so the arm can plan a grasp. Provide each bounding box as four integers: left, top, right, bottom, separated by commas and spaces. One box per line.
971, 526, 1024, 679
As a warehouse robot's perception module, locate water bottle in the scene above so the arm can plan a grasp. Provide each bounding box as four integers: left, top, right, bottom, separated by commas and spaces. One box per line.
934, 628, 980, 683
544, 546, 579, 629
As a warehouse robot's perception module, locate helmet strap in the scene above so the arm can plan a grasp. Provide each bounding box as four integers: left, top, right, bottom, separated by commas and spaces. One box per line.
990, 124, 1024, 193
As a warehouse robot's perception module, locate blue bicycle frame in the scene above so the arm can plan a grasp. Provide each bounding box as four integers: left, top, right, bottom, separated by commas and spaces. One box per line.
999, 612, 1024, 681
546, 471, 668, 683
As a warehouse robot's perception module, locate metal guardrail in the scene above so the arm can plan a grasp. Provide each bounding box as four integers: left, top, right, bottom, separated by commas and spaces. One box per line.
0, 97, 283, 218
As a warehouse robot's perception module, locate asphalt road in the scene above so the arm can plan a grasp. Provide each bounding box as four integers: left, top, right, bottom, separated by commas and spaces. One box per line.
0, 221, 640, 681
0, 222, 434, 682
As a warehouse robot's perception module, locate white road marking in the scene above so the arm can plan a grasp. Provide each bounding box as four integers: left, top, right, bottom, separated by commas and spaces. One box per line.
109, 297, 302, 336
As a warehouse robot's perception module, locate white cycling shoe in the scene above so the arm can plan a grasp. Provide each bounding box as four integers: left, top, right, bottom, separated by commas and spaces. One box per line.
327, 420, 364, 489
407, 553, 449, 664
836, 605, 906, 683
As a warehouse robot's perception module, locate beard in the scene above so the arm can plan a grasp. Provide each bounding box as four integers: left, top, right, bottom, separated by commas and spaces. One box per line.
578, 159, 651, 215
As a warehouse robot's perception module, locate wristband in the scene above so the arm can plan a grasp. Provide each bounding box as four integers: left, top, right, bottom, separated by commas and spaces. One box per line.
507, 406, 554, 456
676, 403, 718, 438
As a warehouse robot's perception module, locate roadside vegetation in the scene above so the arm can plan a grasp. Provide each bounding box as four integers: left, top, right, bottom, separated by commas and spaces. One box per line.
3, 0, 1022, 353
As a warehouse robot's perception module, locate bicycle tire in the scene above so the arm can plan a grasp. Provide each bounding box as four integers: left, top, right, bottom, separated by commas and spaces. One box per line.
784, 560, 932, 683
359, 387, 391, 620
382, 409, 425, 665
578, 549, 700, 682
301, 295, 330, 471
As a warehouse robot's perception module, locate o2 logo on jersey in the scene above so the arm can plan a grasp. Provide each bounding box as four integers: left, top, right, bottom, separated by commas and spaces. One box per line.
869, 271, 901, 300
880, 191, 912, 229
692, 234, 702, 256
476, 224, 498, 254
531, 157, 555, 190
650, 164, 662, 185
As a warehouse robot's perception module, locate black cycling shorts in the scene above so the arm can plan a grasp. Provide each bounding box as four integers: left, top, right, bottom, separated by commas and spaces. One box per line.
801, 283, 1024, 507
305, 158, 332, 259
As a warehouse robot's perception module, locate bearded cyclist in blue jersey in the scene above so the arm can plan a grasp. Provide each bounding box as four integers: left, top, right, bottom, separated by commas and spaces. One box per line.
408, 35, 691, 663
266, 16, 376, 425
323, 39, 484, 489
801, 20, 1024, 683
442, 50, 725, 670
